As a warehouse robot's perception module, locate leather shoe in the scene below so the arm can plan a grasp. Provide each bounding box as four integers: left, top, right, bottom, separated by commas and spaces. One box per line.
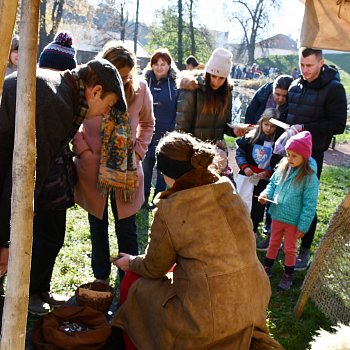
40, 291, 67, 307
28, 294, 50, 315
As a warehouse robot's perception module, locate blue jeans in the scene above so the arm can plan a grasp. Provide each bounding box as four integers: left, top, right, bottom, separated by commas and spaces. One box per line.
142, 156, 166, 203
89, 195, 138, 280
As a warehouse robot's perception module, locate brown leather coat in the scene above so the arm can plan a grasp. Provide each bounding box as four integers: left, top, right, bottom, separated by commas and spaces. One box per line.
113, 176, 282, 350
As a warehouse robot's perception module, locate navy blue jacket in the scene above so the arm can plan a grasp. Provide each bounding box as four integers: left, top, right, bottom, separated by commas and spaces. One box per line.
245, 83, 273, 124
144, 68, 179, 157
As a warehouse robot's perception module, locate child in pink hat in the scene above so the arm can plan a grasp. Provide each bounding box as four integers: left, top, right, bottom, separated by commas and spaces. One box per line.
258, 131, 319, 290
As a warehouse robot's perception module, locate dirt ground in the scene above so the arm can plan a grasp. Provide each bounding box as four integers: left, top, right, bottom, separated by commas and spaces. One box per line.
323, 141, 350, 167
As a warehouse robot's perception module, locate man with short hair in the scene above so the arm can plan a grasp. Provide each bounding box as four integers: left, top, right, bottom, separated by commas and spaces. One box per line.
0, 58, 127, 277
286, 47, 347, 270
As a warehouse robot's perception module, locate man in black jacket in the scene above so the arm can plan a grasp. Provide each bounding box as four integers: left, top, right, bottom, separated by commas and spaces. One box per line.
286, 47, 347, 270
0, 58, 127, 285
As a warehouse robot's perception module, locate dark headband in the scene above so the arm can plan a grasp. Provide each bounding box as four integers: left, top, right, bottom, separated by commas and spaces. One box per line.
156, 152, 193, 179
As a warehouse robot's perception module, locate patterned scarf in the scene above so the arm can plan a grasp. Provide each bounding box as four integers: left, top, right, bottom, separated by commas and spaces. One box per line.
98, 108, 138, 202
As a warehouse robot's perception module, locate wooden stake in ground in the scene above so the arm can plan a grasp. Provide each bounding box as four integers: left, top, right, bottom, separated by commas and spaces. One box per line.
0, 0, 40, 348
0, 0, 18, 97
294, 191, 350, 319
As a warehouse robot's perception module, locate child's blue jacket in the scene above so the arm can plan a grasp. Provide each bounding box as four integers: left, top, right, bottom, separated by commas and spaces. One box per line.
262, 157, 319, 233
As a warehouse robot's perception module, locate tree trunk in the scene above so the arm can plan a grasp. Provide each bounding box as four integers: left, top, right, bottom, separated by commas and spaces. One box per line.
119, 1, 125, 41
38, 0, 64, 57
189, 0, 196, 55
0, 0, 39, 348
133, 0, 139, 54
177, 0, 183, 68
0, 0, 18, 97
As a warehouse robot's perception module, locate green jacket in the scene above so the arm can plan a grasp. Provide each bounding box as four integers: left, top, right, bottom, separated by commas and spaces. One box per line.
175, 73, 234, 141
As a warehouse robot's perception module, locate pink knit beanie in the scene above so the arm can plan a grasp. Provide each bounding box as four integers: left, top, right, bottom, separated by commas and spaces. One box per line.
285, 131, 313, 159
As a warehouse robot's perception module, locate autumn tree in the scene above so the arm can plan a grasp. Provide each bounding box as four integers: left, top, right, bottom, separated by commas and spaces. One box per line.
229, 0, 281, 64
38, 0, 92, 55
133, 0, 139, 54
187, 0, 197, 55
177, 0, 183, 67
39, 0, 65, 54
146, 6, 214, 68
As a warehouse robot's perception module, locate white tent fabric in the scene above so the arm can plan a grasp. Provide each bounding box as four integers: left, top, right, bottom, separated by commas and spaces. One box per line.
299, 0, 350, 51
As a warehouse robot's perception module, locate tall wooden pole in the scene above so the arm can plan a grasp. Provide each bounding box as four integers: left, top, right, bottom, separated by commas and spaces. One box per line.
0, 0, 18, 97
0, 0, 39, 348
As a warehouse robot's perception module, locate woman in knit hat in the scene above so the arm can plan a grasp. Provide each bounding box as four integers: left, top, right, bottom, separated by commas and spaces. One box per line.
176, 47, 245, 176
111, 131, 283, 350
5, 35, 19, 76
258, 131, 319, 291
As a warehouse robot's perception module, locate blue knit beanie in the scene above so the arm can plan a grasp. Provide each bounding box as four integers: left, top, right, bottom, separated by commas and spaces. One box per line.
39, 31, 77, 70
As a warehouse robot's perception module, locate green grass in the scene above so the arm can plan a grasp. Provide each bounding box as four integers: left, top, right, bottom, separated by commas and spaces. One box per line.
27, 165, 350, 349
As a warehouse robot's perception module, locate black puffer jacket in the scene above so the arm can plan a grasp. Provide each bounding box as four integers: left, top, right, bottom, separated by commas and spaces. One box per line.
287, 65, 347, 153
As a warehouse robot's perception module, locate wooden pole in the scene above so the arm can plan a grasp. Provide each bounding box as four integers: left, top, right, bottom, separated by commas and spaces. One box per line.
0, 0, 18, 97
294, 191, 350, 318
0, 0, 40, 348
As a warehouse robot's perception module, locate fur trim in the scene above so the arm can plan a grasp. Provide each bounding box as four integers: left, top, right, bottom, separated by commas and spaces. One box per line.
177, 70, 204, 90
143, 67, 178, 81
159, 168, 219, 198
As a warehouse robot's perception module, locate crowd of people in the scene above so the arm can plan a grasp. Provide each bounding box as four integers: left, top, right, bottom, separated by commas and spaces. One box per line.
0, 31, 347, 349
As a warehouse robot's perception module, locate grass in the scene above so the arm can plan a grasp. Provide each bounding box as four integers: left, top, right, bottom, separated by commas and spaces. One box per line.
26, 161, 350, 349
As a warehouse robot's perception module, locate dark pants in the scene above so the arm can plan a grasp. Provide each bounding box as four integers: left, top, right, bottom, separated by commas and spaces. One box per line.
29, 210, 67, 295
89, 196, 138, 281
263, 203, 272, 233
251, 179, 269, 232
301, 151, 323, 249
142, 156, 166, 203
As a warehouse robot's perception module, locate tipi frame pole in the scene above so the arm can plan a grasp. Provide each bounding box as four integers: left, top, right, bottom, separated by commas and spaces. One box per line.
0, 0, 40, 348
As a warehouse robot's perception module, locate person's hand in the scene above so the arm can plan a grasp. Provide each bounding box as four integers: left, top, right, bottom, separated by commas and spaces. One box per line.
233, 127, 248, 137
257, 193, 267, 204
257, 171, 267, 179
297, 231, 305, 239
0, 247, 9, 277
135, 152, 141, 162
79, 149, 93, 160
293, 124, 303, 132
244, 167, 253, 176
112, 253, 131, 272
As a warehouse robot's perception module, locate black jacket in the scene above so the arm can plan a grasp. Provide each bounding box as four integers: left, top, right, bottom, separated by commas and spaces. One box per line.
287, 65, 347, 153
0, 69, 79, 245
244, 83, 273, 124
